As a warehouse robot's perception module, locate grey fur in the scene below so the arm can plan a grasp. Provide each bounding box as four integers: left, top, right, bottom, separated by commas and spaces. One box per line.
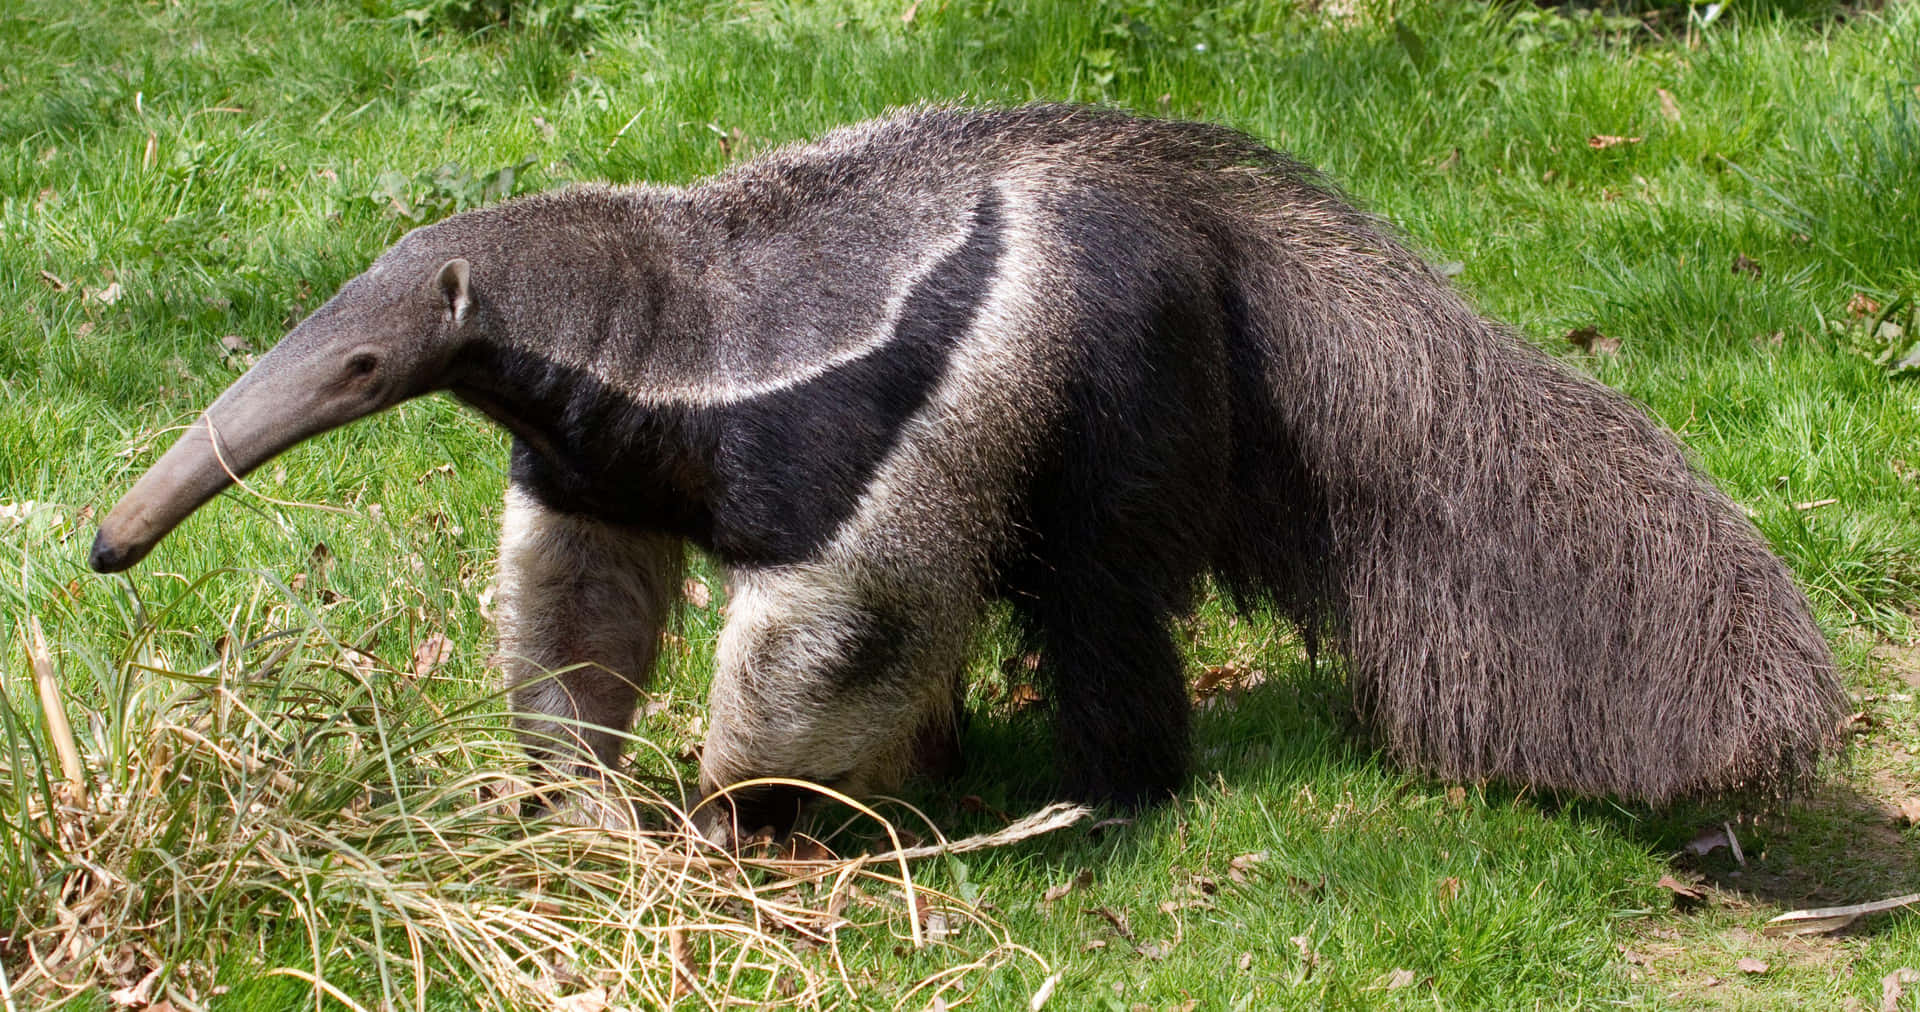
92, 105, 1844, 835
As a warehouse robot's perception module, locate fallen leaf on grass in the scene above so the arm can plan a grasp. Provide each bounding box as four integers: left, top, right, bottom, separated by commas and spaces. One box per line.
1437, 876, 1462, 904
1588, 134, 1643, 150
783, 836, 835, 862
1656, 87, 1682, 122
1237, 951, 1254, 971
39, 269, 69, 291
1084, 906, 1133, 941
1684, 822, 1745, 864
1656, 874, 1708, 910
1042, 870, 1093, 903
1763, 894, 1920, 937
411, 634, 454, 678
1290, 934, 1320, 971
1227, 850, 1268, 884
552, 987, 609, 1012
1566, 326, 1621, 356
1136, 939, 1175, 961
1885, 968, 1919, 1012
1732, 253, 1762, 277
1192, 663, 1267, 700
1376, 968, 1417, 990
1849, 293, 1883, 318
90, 281, 124, 305
1736, 958, 1770, 975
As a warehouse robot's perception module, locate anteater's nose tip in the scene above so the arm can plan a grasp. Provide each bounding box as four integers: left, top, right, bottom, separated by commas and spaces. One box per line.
89, 529, 131, 573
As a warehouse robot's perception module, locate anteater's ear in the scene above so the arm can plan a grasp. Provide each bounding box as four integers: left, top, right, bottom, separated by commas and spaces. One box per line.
436, 258, 471, 326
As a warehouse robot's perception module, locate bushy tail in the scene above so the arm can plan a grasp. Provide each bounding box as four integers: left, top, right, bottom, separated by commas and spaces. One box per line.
1231, 193, 1845, 804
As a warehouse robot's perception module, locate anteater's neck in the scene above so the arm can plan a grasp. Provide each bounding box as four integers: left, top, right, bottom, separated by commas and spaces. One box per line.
442, 191, 729, 547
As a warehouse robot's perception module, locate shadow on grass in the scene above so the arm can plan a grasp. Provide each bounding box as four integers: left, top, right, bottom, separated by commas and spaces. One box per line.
863, 649, 1916, 931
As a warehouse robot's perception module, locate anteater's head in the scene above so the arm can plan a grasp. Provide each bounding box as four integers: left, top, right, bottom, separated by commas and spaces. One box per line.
89, 243, 474, 573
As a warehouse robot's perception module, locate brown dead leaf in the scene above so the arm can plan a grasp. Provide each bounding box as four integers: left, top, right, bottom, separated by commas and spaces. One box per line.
1656, 87, 1682, 122
1620, 948, 1653, 966
108, 967, 161, 1006
411, 634, 454, 678
553, 987, 610, 1012
683, 578, 712, 609
1290, 934, 1319, 968
1238, 951, 1254, 971
39, 269, 69, 291
900, 0, 919, 23
783, 836, 835, 861
1566, 326, 1621, 356
1137, 938, 1175, 961
1588, 134, 1643, 150
1736, 957, 1770, 975
1043, 869, 1094, 903
1884, 968, 1919, 1012
1437, 876, 1462, 904
1656, 874, 1708, 910
1898, 798, 1920, 827
1380, 968, 1417, 990
1005, 683, 1043, 710
1849, 293, 1883, 318
1445, 785, 1468, 808
1227, 850, 1269, 884
1732, 253, 1761, 277
1158, 896, 1213, 914
90, 281, 124, 305
1084, 906, 1134, 941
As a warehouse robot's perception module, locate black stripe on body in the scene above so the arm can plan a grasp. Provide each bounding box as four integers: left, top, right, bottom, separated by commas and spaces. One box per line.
488, 190, 1007, 566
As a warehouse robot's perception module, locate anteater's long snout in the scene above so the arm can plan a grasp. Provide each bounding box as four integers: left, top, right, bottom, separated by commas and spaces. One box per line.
89, 323, 419, 573
90, 413, 251, 573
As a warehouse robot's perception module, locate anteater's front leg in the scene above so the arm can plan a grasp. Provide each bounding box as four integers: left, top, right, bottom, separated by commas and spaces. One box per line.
495, 483, 685, 796
694, 561, 977, 844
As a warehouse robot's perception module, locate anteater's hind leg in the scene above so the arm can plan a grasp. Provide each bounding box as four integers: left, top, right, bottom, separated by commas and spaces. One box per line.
495, 482, 685, 802
1018, 577, 1192, 807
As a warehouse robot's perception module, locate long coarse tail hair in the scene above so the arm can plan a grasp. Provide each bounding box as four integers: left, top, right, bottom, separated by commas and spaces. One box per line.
1213, 158, 1845, 805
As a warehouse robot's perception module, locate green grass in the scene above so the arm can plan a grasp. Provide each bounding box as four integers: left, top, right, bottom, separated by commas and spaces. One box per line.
5, 0, 1920, 1007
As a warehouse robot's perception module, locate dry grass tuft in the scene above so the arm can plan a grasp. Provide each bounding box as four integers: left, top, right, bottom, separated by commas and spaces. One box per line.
0, 606, 1073, 1011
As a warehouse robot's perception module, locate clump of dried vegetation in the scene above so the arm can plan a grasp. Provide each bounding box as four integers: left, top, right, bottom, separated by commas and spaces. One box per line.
1, 606, 1069, 1010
